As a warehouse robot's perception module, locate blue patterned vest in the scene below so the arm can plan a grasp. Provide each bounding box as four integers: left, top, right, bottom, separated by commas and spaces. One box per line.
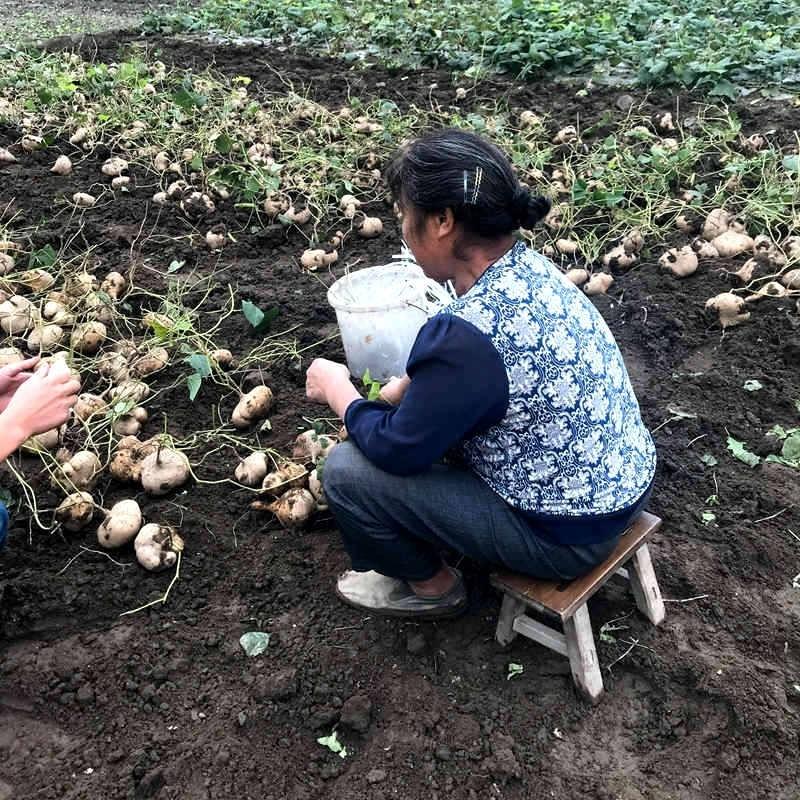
443, 241, 656, 516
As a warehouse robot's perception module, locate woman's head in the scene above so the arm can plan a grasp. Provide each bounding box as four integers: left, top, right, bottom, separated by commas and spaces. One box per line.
385, 128, 550, 270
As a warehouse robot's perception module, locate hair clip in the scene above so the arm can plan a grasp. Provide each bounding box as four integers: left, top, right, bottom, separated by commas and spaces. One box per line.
471, 166, 483, 204
463, 169, 469, 204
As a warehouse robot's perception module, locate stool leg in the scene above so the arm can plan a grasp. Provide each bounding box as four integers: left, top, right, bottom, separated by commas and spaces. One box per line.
496, 595, 526, 646
563, 604, 604, 703
628, 544, 665, 626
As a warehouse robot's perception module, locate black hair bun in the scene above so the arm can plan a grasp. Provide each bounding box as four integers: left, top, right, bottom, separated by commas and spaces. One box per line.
512, 186, 551, 229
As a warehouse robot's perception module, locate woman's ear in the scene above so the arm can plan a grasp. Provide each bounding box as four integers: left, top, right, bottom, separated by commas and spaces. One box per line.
432, 208, 456, 239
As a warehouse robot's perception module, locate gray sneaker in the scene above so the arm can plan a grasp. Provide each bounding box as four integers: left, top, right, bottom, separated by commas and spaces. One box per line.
335, 568, 467, 619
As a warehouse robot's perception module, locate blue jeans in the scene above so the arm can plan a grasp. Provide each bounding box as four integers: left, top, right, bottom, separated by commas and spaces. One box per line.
0, 503, 8, 551
323, 443, 626, 583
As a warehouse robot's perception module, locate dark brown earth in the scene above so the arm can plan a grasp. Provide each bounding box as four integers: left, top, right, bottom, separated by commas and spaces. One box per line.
0, 33, 799, 800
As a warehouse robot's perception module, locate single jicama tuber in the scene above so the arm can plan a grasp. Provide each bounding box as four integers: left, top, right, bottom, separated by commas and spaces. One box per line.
235, 452, 269, 487
139, 447, 191, 496
583, 272, 614, 296
97, 499, 142, 548
134, 523, 184, 571
231, 385, 273, 428
55, 492, 95, 532
660, 246, 698, 277
292, 430, 337, 464
265, 488, 316, 528
261, 461, 307, 496
705, 292, 750, 328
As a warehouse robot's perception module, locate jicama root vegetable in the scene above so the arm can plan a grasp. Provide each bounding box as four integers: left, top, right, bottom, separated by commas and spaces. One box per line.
519, 110, 542, 128
552, 126, 577, 144
205, 229, 225, 250
357, 217, 383, 238
752, 236, 786, 268
281, 206, 312, 226
0, 346, 23, 367
339, 194, 361, 219
27, 323, 64, 352
583, 273, 614, 296
210, 348, 236, 369
705, 293, 750, 328
660, 246, 698, 277
711, 231, 755, 258
100, 271, 126, 299
263, 193, 289, 218
101, 157, 128, 177
0, 147, 16, 164
261, 461, 307, 496
139, 446, 191, 496
781, 269, 800, 289
264, 488, 316, 528
247, 143, 272, 163
675, 212, 700, 236
746, 281, 787, 301
97, 352, 130, 383
354, 118, 382, 134
134, 524, 184, 571
55, 492, 95, 532
742, 133, 766, 153
733, 259, 758, 283
112, 407, 148, 436
43, 299, 74, 326
52, 450, 102, 492
109, 436, 157, 482
97, 499, 142, 548
109, 380, 150, 404
21, 135, 43, 152
602, 245, 637, 269
308, 467, 327, 511
0, 252, 14, 274
74, 393, 107, 421
655, 111, 674, 131
564, 268, 589, 286
691, 238, 719, 259
65, 270, 97, 297
555, 239, 579, 255
19, 268, 55, 292
72, 192, 97, 208
702, 208, 732, 240
292, 430, 337, 464
51, 155, 73, 175
70, 321, 106, 354
24, 426, 63, 452
112, 176, 130, 190
130, 347, 169, 378
785, 237, 800, 260
0, 296, 35, 334
235, 452, 269, 487
622, 229, 644, 254
153, 152, 171, 172
69, 128, 88, 145
231, 385, 274, 428
300, 248, 338, 271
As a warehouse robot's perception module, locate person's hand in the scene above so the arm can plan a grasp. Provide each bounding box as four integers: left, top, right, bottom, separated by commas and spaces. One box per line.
305, 358, 351, 405
2, 359, 80, 441
0, 356, 40, 412
378, 374, 411, 405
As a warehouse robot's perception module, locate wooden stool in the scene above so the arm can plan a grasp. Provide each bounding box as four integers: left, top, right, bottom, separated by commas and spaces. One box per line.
490, 511, 664, 703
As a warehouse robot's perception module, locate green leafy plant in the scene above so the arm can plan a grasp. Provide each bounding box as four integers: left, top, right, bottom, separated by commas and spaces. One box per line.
727, 435, 761, 467
317, 730, 347, 759
361, 369, 382, 402
242, 300, 280, 334
184, 352, 212, 401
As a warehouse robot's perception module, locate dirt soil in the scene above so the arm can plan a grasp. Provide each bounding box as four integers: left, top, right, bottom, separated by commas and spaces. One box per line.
1, 33, 799, 800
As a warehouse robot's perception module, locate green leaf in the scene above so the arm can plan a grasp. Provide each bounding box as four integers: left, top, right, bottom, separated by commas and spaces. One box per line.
167, 259, 185, 274
700, 453, 718, 467
242, 299, 265, 328
28, 244, 57, 269
362, 368, 373, 386
215, 133, 234, 154
185, 353, 212, 378
317, 730, 347, 758
239, 631, 271, 657
726, 436, 761, 467
173, 78, 207, 110
783, 155, 799, 175
507, 662, 524, 680
701, 511, 716, 526
781, 432, 800, 462
186, 373, 202, 401
367, 383, 382, 401
743, 380, 763, 392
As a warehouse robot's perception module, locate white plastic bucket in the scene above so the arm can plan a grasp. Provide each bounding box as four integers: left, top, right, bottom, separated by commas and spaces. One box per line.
327, 261, 451, 382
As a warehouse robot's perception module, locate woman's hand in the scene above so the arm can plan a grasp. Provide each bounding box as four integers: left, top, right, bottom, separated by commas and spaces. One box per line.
305, 358, 361, 420
2, 360, 80, 442
0, 356, 40, 412
306, 358, 352, 405
378, 374, 411, 405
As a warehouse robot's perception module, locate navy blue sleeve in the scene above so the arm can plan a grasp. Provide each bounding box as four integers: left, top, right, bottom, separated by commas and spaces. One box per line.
344, 314, 509, 475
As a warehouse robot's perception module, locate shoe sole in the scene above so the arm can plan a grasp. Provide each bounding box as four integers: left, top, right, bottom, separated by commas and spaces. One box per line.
334, 585, 468, 620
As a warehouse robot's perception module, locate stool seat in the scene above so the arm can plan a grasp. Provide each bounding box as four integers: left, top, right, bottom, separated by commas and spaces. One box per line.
490, 511, 665, 703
